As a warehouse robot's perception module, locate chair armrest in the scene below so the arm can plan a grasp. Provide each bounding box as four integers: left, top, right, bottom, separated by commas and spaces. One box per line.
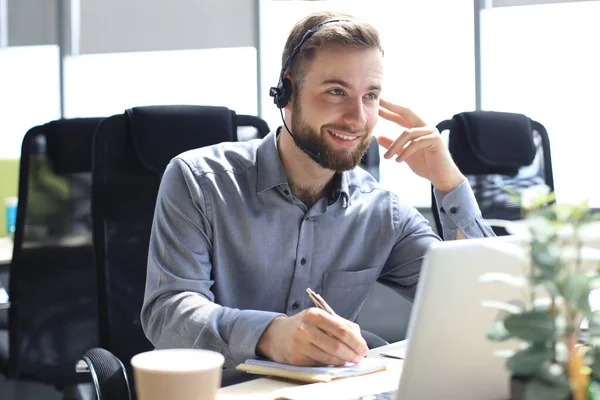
78, 347, 132, 400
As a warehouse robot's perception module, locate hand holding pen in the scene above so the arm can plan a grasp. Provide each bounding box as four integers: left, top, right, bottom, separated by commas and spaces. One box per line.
256, 288, 368, 366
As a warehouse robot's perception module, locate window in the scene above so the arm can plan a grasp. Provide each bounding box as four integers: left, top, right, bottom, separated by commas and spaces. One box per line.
63, 47, 258, 118
480, 1, 600, 206
0, 45, 60, 159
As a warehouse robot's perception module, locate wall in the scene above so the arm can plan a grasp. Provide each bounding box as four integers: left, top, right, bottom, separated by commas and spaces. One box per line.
78, 0, 257, 53
7, 0, 59, 46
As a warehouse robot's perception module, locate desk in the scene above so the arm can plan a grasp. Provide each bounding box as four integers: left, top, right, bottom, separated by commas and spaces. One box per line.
218, 341, 407, 400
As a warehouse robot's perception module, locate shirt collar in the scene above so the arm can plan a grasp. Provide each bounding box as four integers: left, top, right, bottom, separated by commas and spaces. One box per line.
328, 172, 350, 207
255, 129, 350, 208
256, 130, 288, 194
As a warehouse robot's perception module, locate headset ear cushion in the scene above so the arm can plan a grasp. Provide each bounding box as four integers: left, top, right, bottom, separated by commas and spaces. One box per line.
277, 78, 293, 109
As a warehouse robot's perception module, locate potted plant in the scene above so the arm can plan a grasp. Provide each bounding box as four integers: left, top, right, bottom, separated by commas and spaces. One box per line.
482, 185, 600, 400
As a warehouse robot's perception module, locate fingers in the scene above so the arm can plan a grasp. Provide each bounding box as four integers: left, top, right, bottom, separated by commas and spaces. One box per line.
382, 127, 438, 160
378, 107, 411, 128
306, 309, 368, 360
379, 99, 426, 128
376, 135, 394, 150
305, 326, 359, 365
392, 134, 439, 163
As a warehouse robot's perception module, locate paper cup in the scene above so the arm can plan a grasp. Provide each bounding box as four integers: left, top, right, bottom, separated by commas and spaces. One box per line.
131, 349, 224, 400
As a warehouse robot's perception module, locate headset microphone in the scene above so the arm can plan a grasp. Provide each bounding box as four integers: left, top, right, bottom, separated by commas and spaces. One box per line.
269, 18, 351, 164
277, 108, 321, 163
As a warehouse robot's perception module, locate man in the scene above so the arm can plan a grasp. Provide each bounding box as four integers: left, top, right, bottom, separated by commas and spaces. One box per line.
141, 11, 494, 385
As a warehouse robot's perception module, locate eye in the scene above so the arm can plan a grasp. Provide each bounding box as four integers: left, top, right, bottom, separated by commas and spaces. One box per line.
328, 88, 344, 96
364, 92, 379, 100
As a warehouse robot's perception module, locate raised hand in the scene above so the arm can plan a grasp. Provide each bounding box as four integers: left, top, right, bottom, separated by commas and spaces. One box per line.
377, 98, 465, 192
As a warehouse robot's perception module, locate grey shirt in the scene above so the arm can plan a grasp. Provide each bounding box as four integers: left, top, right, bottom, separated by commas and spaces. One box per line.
141, 131, 494, 384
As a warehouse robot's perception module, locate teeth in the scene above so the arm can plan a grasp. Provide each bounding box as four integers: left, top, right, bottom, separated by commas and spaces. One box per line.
329, 131, 357, 141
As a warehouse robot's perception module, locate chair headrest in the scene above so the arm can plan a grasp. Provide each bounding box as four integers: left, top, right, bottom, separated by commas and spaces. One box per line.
447, 111, 536, 176
44, 118, 103, 174
127, 105, 236, 174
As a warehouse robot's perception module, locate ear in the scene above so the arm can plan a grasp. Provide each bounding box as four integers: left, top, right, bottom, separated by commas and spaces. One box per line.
283, 73, 294, 109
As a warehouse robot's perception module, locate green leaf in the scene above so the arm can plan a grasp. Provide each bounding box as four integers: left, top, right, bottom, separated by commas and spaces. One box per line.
529, 216, 556, 243
561, 272, 591, 311
553, 203, 581, 223
588, 346, 600, 381
531, 242, 561, 279
524, 377, 571, 400
536, 206, 558, 221
588, 380, 600, 400
481, 300, 523, 314
587, 311, 600, 337
504, 310, 556, 342
506, 344, 553, 375
487, 320, 512, 341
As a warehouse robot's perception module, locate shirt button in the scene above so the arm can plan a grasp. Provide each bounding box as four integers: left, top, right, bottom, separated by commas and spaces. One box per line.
300, 258, 306, 265
292, 301, 299, 310
450, 206, 459, 214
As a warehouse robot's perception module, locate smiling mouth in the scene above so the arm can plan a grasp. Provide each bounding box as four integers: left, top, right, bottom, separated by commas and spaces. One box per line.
327, 130, 359, 142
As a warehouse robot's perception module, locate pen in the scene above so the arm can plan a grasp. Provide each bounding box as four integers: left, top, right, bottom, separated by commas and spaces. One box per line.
306, 288, 337, 316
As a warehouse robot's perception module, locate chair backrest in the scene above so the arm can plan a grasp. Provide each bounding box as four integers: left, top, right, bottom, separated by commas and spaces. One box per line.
91, 105, 270, 377
431, 111, 554, 238
360, 138, 381, 181
8, 118, 103, 385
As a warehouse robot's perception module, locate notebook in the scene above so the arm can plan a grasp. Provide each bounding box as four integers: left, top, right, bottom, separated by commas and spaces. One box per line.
236, 357, 387, 383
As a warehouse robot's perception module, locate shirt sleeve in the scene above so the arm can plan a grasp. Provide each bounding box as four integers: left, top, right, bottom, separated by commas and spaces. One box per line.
378, 180, 495, 302
433, 180, 496, 240
140, 158, 285, 370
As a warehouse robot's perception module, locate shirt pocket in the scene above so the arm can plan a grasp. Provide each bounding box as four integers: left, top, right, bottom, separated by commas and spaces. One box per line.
321, 266, 381, 320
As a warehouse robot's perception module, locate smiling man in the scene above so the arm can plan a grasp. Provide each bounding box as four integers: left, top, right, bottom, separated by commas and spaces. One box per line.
141, 12, 495, 386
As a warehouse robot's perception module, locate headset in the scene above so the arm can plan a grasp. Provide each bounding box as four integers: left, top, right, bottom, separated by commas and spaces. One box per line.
269, 18, 351, 163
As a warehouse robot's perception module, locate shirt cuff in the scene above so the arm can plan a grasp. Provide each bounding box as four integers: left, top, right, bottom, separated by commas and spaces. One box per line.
229, 310, 285, 365
433, 180, 482, 238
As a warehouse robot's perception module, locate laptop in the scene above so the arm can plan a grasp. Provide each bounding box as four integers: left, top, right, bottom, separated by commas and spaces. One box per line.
361, 236, 528, 400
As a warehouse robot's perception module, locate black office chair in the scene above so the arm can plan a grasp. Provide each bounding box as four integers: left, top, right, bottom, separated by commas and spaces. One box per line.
431, 111, 554, 238
360, 138, 381, 181
80, 105, 270, 399
80, 106, 387, 398
5, 118, 103, 398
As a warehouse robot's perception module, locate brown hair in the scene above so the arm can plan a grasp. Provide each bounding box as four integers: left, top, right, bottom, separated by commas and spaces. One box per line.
281, 11, 384, 92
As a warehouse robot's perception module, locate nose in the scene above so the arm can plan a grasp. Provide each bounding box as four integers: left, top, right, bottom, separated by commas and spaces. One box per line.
342, 98, 367, 131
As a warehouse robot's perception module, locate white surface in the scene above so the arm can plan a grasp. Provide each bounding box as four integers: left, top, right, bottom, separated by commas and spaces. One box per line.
258, 0, 476, 208
397, 236, 526, 400
63, 47, 258, 119
218, 341, 407, 400
0, 45, 61, 159
480, 1, 600, 206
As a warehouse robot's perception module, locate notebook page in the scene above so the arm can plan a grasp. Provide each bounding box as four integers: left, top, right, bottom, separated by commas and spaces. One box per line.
243, 357, 387, 378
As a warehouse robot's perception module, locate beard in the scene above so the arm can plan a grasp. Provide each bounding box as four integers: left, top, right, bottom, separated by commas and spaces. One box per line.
291, 100, 372, 172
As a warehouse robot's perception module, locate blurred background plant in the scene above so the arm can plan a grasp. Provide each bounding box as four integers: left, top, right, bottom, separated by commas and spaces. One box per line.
483, 184, 600, 400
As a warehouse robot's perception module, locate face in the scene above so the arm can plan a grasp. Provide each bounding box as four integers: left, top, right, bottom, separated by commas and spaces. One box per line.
289, 44, 383, 171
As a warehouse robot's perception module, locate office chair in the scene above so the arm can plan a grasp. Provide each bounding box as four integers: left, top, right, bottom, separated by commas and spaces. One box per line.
80, 105, 270, 399
4, 118, 102, 398
431, 111, 554, 238
360, 138, 381, 181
